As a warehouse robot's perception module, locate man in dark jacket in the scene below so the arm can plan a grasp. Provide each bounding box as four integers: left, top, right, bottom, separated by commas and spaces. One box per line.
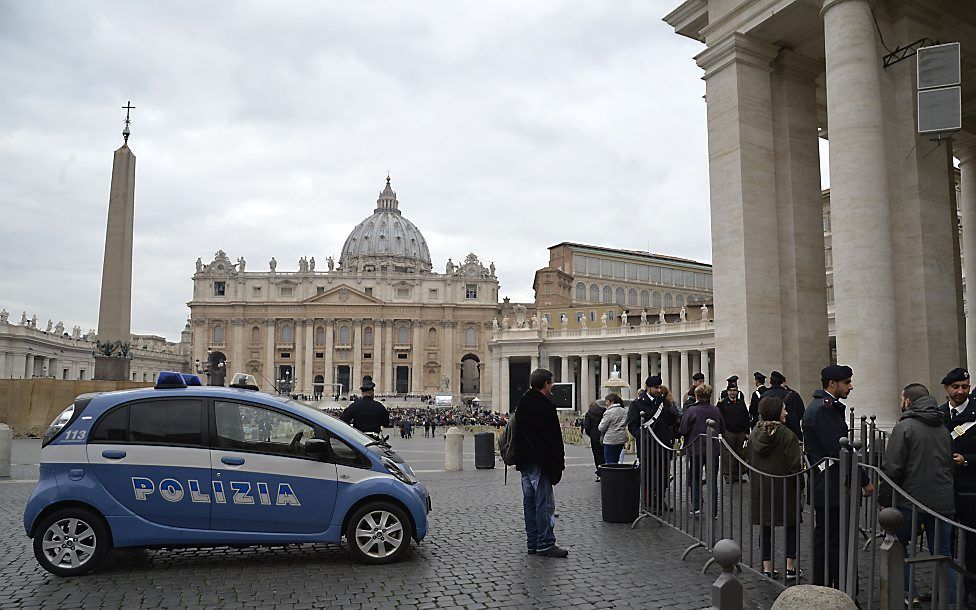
683, 372, 705, 409
763, 371, 805, 441
802, 364, 874, 589
749, 371, 768, 427
718, 376, 750, 483
514, 368, 567, 558
880, 383, 956, 600
940, 367, 976, 604
679, 384, 725, 515
339, 379, 390, 433
629, 375, 678, 514
581, 400, 606, 482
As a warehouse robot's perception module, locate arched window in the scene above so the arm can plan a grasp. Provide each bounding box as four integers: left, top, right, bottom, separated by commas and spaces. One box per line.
641, 290, 649, 307
590, 284, 600, 302
315, 326, 325, 346
397, 325, 409, 344
590, 311, 596, 322
628, 288, 638, 305
338, 325, 350, 344
664, 293, 673, 308
250, 325, 260, 344
212, 323, 224, 344
615, 287, 625, 305
652, 291, 661, 308
281, 324, 293, 343
465, 326, 477, 347
576, 282, 586, 301
602, 286, 612, 303
676, 295, 685, 307
428, 327, 437, 346
364, 326, 374, 346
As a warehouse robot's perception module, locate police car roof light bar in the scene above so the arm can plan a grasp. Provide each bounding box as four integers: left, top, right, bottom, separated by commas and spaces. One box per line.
155, 371, 188, 389
181, 374, 203, 386
229, 373, 259, 391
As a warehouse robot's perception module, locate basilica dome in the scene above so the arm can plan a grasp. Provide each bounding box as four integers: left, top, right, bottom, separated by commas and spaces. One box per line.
339, 177, 433, 273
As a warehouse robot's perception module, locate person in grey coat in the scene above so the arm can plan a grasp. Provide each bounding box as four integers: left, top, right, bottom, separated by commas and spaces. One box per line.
880, 383, 956, 602
598, 394, 628, 464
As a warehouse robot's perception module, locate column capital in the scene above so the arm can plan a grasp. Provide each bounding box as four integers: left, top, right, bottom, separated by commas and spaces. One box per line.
820, 0, 867, 17
231, 318, 246, 326
694, 32, 779, 78
265, 317, 277, 326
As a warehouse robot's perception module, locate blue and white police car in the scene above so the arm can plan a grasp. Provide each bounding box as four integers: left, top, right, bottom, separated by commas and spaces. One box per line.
23, 372, 430, 576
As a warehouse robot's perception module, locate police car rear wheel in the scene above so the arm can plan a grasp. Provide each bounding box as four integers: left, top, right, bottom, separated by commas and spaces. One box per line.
346, 502, 409, 564
33, 508, 110, 576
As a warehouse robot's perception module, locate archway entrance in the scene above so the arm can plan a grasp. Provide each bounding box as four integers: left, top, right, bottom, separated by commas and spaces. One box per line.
313, 375, 324, 398
336, 365, 351, 396
460, 354, 480, 394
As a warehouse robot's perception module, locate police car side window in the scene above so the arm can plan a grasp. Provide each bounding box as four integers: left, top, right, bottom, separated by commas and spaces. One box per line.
215, 401, 315, 457
129, 400, 205, 446
90, 406, 129, 443
328, 435, 363, 465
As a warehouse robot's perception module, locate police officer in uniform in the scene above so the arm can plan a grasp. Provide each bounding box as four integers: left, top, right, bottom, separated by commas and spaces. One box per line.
683, 372, 705, 410
763, 371, 806, 442
629, 375, 679, 514
940, 367, 976, 605
339, 378, 390, 434
802, 364, 874, 589
717, 376, 750, 483
748, 371, 768, 427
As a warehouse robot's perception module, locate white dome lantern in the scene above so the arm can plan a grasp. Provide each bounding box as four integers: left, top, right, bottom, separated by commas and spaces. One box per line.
339, 176, 432, 274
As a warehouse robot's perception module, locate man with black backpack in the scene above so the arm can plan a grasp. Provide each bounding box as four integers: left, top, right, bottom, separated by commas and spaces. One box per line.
511, 368, 567, 558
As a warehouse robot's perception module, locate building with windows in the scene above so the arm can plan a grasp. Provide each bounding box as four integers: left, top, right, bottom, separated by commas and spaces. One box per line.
187, 178, 500, 399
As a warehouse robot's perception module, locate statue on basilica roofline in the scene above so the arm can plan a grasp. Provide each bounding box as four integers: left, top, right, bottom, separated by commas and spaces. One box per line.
600, 313, 608, 329
195, 257, 204, 273
701, 303, 709, 320
446, 258, 455, 275
45, 319, 53, 333
492, 318, 500, 332
679, 307, 687, 322
0, 309, 8, 325
55, 321, 64, 335
659, 309, 667, 325
489, 262, 495, 277
621, 310, 628, 327
640, 309, 648, 326
309, 257, 315, 272
327, 256, 335, 271
299, 256, 308, 273
269, 257, 277, 273
30, 315, 37, 328
560, 313, 568, 330
237, 256, 246, 272
21, 311, 28, 326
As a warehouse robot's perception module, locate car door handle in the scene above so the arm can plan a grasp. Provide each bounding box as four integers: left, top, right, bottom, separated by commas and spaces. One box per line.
101, 450, 126, 460
221, 456, 245, 466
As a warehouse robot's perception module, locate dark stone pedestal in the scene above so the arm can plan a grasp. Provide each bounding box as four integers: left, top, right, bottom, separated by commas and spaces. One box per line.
94, 355, 131, 381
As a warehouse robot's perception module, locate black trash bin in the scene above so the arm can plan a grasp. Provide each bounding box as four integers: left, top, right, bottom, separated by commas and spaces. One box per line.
474, 432, 495, 469
598, 463, 639, 523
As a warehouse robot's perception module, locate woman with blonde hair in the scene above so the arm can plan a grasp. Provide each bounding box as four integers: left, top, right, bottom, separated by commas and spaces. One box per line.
598, 393, 628, 464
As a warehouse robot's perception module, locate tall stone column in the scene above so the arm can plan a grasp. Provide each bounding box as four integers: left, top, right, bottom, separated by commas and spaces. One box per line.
443, 321, 456, 394
500, 356, 511, 412
560, 356, 570, 385
412, 321, 423, 393
373, 320, 383, 391
695, 33, 782, 385
771, 50, 830, 394
323, 319, 334, 395
25, 353, 34, 378
192, 319, 208, 374
639, 352, 649, 385
703, 350, 711, 385
600, 355, 608, 393
530, 353, 539, 372
384, 322, 394, 393
960, 145, 976, 364
660, 352, 670, 394
293, 319, 304, 393
822, 0, 898, 422
620, 354, 630, 397
679, 351, 689, 401
264, 319, 276, 392
580, 355, 590, 407
303, 318, 314, 393
352, 319, 363, 391
231, 318, 245, 378
0, 351, 8, 379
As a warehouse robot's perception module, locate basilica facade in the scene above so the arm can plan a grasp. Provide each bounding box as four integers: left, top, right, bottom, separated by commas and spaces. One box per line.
187, 178, 500, 399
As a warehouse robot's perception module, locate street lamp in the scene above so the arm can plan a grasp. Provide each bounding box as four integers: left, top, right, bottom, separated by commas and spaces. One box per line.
195, 348, 227, 386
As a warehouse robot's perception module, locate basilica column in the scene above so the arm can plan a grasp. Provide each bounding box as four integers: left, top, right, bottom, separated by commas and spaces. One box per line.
580, 355, 590, 408
352, 319, 363, 391
384, 322, 394, 393
822, 0, 898, 422
192, 318, 208, 374
679, 351, 689, 403
373, 320, 383, 390
500, 356, 511, 412
323, 319, 334, 396
960, 145, 976, 363
264, 319, 276, 392
600, 355, 608, 393
560, 356, 570, 385
303, 318, 314, 394
702, 350, 711, 385
412, 321, 423, 393
660, 352, 670, 395
620, 354, 630, 397
695, 33, 782, 385
231, 318, 245, 379
25, 353, 34, 378
442, 321, 456, 394
293, 318, 304, 394
530, 353, 539, 372
0, 351, 8, 378
640, 352, 649, 386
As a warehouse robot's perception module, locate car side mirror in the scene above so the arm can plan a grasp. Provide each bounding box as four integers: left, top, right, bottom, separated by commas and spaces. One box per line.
305, 438, 329, 458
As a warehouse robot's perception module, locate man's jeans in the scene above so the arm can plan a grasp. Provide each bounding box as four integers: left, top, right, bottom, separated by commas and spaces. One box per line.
897, 506, 956, 605
521, 464, 556, 551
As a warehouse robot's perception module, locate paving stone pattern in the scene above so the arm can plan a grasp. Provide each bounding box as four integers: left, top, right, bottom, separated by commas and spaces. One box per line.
0, 437, 782, 609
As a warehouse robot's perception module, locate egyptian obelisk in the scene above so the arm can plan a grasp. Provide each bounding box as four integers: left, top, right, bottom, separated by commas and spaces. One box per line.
94, 102, 136, 381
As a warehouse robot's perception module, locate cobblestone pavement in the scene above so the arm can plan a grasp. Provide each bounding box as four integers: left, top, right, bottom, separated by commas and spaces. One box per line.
1, 437, 783, 609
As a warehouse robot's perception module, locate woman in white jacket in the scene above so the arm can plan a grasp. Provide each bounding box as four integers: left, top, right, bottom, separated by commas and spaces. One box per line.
598, 393, 628, 464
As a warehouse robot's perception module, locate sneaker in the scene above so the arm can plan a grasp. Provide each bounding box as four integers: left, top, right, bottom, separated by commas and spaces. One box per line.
527, 549, 536, 555
785, 568, 799, 581
595, 476, 601, 483
689, 509, 702, 517
762, 570, 780, 579
537, 545, 569, 558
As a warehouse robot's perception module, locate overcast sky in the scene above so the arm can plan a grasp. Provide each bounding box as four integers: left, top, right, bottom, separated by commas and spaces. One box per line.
1, 1, 771, 339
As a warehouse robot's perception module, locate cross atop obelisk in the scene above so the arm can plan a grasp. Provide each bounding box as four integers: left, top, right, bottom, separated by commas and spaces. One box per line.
121, 100, 135, 144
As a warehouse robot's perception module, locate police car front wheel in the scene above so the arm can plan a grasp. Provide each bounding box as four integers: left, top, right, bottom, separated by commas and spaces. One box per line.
33, 507, 110, 576
345, 502, 410, 564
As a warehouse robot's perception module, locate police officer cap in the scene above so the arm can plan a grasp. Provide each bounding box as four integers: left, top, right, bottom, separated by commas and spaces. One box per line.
941, 367, 970, 386
726, 375, 738, 385
821, 364, 853, 383
753, 371, 766, 382
360, 379, 376, 391
692, 372, 705, 381
770, 370, 786, 385
645, 375, 663, 388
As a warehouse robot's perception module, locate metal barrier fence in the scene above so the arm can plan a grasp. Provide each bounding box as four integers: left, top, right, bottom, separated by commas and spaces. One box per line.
630, 410, 976, 609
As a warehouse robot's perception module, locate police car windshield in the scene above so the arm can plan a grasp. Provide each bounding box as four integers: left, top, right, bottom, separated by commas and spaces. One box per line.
271, 396, 375, 446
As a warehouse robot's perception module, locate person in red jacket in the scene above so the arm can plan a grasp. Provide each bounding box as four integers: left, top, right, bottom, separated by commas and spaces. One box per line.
514, 368, 567, 557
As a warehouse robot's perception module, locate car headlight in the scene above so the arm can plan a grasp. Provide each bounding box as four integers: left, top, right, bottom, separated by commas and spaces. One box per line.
382, 457, 416, 485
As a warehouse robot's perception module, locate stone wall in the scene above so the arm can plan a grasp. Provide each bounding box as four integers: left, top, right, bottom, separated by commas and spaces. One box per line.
0, 379, 152, 436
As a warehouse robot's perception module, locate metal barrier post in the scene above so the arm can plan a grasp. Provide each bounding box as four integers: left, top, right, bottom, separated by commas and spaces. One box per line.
847, 439, 864, 598
879, 508, 905, 610
706, 420, 717, 551
710, 539, 743, 610
839, 438, 851, 592
632, 412, 654, 528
